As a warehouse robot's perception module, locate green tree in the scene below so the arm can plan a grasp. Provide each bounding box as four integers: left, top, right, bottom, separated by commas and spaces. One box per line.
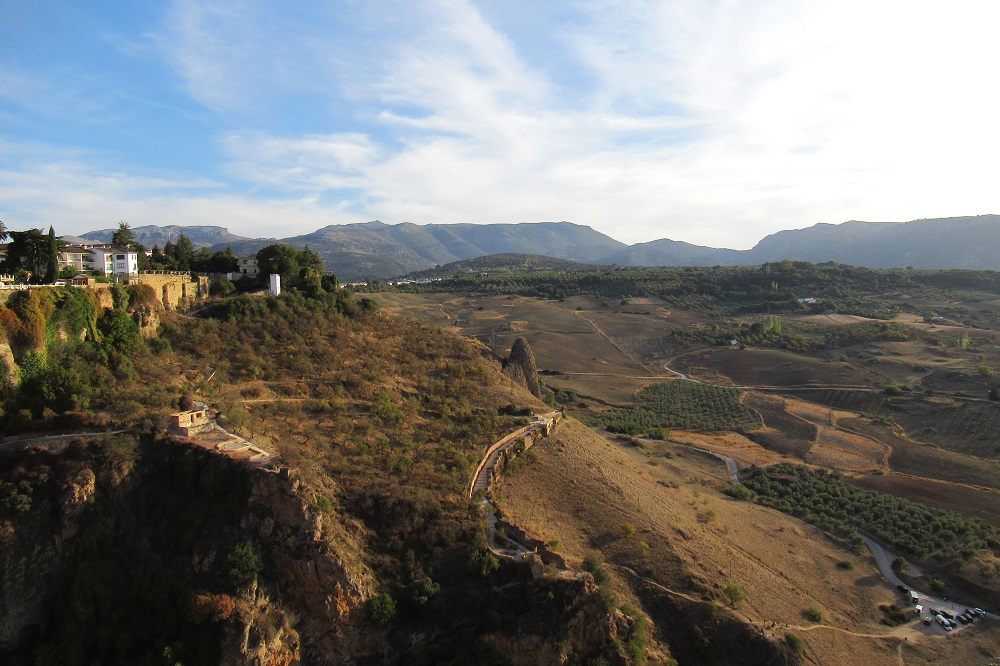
223, 541, 262, 590
99, 309, 143, 357
149, 244, 168, 268
256, 244, 325, 290
45, 225, 59, 283
405, 577, 440, 608
722, 583, 745, 607
3, 229, 50, 282
112, 221, 136, 250
174, 234, 195, 270
369, 592, 397, 627
891, 557, 908, 574
469, 549, 500, 577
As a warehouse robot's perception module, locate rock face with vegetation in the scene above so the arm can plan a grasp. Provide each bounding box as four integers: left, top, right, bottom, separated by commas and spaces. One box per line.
0, 436, 377, 664
504, 336, 542, 398
0, 280, 650, 664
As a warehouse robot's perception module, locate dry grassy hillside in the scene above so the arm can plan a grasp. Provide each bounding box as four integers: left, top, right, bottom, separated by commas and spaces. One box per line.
496, 418, 1000, 665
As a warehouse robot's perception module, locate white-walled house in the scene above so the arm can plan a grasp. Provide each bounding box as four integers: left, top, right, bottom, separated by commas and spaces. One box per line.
88, 246, 139, 276
58, 245, 99, 273
58, 242, 138, 276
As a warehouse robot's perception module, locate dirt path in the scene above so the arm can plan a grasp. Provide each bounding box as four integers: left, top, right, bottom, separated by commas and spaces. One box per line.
0, 429, 128, 453
240, 397, 309, 404
468, 412, 574, 567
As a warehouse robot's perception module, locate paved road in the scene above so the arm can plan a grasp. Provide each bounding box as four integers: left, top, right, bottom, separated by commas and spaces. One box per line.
660, 436, 993, 636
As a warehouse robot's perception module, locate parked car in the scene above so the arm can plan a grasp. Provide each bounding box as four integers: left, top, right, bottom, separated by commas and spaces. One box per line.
972, 608, 986, 618
939, 609, 955, 620
922, 617, 931, 626
957, 615, 969, 624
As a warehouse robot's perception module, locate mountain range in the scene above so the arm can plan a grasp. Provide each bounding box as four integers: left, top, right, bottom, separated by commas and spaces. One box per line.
75, 215, 1000, 279
81, 224, 252, 248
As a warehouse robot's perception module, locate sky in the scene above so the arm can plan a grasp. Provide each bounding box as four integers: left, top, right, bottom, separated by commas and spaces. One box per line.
1, 0, 998, 248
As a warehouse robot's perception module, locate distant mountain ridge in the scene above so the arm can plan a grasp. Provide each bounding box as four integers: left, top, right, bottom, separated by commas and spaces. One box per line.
212, 220, 624, 279
81, 225, 250, 248
76, 214, 1000, 279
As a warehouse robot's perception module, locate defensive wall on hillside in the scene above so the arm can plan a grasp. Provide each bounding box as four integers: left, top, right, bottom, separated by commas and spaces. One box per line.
0, 273, 208, 311
123, 273, 209, 310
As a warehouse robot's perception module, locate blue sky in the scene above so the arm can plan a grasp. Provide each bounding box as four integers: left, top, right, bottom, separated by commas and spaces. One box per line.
2, 1, 998, 246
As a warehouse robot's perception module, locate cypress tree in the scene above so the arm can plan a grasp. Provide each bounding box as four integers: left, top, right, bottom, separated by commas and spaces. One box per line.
45, 225, 58, 283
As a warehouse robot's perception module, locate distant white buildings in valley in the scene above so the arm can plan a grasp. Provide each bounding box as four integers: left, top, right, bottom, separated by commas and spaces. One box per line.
386, 277, 444, 286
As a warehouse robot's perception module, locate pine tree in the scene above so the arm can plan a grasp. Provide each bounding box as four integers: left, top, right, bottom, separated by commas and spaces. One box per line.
112, 221, 136, 250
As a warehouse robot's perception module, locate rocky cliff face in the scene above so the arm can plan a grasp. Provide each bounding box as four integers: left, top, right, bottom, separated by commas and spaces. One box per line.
503, 337, 542, 398
483, 578, 634, 664
242, 469, 378, 662
0, 436, 376, 664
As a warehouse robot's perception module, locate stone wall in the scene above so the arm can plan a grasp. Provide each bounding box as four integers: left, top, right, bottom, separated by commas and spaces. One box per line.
123, 274, 208, 311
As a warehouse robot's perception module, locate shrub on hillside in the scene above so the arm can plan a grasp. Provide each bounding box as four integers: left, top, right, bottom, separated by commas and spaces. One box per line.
369, 592, 397, 627
223, 541, 262, 590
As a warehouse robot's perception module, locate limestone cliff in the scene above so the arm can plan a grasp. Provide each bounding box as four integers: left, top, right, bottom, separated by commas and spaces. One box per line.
0, 436, 375, 664
503, 336, 542, 398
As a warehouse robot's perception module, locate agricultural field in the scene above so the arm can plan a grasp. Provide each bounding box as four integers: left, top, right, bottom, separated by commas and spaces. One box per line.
806, 426, 889, 472
372, 276, 1000, 663
740, 463, 999, 562
591, 381, 762, 436
889, 399, 1000, 459
837, 417, 1000, 491
849, 474, 1000, 529
787, 388, 888, 416
669, 347, 880, 387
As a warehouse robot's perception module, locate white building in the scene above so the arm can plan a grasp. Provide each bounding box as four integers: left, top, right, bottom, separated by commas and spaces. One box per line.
58, 245, 97, 274
238, 256, 259, 279
88, 246, 139, 276
269, 273, 281, 296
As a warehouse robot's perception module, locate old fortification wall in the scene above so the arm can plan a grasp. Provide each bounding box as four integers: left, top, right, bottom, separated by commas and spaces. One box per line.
0, 274, 207, 312
124, 274, 208, 311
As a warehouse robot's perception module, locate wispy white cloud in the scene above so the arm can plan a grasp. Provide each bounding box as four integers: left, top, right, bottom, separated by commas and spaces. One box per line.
5, 0, 1000, 247
0, 145, 361, 238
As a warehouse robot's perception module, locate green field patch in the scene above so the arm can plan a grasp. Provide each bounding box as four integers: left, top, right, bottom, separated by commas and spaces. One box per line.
742, 463, 999, 561
594, 381, 762, 435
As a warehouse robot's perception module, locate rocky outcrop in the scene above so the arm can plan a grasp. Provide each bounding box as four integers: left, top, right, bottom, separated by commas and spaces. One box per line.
483, 578, 636, 665
0, 342, 17, 387
0, 437, 376, 663
242, 470, 378, 662
503, 337, 542, 397
221, 584, 301, 666
0, 452, 106, 650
